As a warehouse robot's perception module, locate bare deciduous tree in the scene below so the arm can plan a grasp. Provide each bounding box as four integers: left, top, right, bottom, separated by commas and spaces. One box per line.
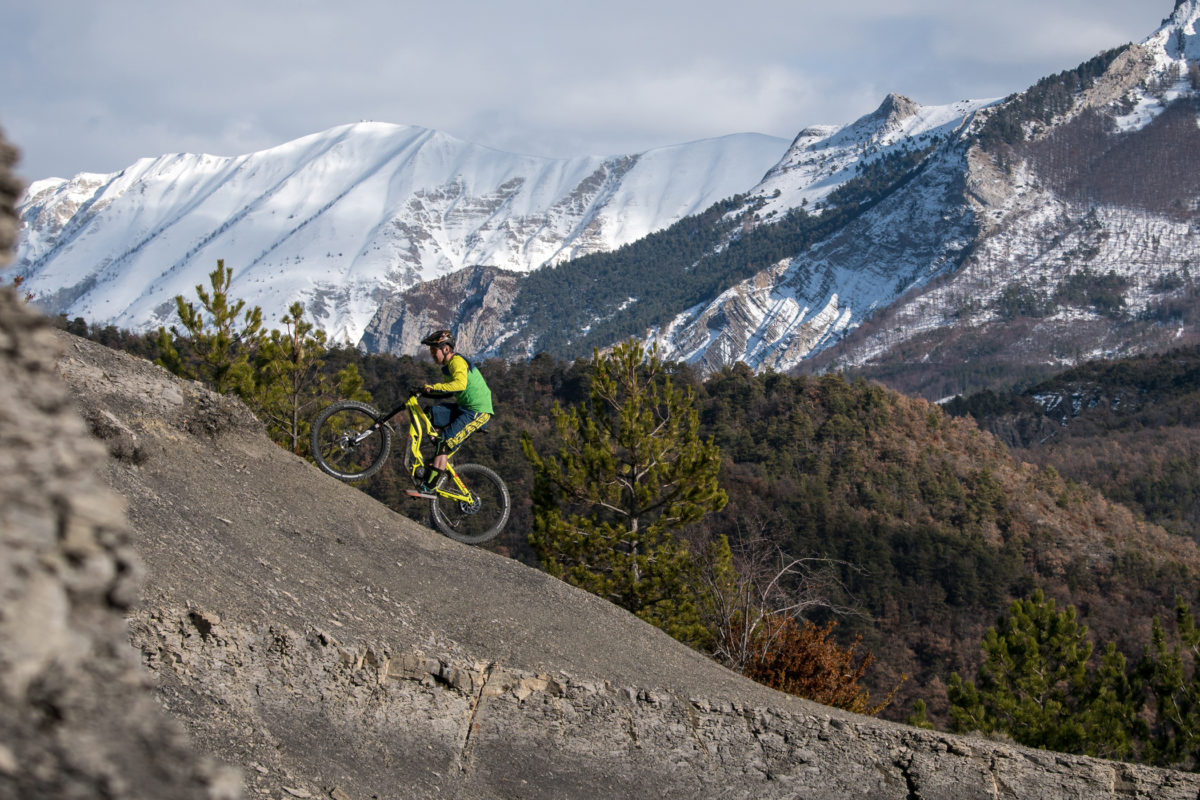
694, 517, 865, 672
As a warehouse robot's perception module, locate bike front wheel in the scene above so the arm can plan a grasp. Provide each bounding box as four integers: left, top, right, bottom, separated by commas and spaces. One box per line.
431, 463, 511, 544
311, 401, 392, 481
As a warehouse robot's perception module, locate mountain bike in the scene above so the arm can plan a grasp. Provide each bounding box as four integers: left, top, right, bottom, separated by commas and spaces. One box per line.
310, 396, 510, 544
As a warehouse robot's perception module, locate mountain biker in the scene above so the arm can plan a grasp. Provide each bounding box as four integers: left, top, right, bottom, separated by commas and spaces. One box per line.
407, 329, 494, 498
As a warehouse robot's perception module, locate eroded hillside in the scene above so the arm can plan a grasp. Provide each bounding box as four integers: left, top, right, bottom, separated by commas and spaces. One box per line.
0, 305, 1189, 798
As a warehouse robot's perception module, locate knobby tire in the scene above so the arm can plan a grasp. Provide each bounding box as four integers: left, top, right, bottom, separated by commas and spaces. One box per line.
311, 401, 392, 481
431, 463, 510, 544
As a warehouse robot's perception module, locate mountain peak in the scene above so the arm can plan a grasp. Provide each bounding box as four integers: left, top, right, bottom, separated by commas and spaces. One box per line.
872, 93, 921, 124
1146, 0, 1200, 65
1164, 0, 1199, 32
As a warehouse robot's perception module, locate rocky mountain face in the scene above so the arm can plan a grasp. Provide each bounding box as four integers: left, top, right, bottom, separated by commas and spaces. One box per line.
651, 95, 984, 374
359, 265, 523, 357
802, 1, 1200, 398
638, 1, 1200, 394
1, 292, 1197, 798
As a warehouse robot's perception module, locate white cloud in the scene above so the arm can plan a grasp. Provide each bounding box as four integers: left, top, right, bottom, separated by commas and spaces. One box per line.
0, 0, 1167, 181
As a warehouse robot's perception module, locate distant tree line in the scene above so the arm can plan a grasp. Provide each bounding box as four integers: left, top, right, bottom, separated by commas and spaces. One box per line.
975, 47, 1128, 151
945, 344, 1200, 546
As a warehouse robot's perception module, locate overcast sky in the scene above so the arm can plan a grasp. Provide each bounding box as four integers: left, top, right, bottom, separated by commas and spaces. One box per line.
0, 1, 1167, 183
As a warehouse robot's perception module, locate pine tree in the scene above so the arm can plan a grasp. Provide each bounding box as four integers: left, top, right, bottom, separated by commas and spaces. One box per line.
948, 590, 1139, 757
157, 260, 262, 397
251, 301, 369, 453
908, 699, 936, 730
1139, 597, 1200, 768
696, 534, 747, 664
1079, 642, 1140, 761
947, 590, 1091, 749
522, 339, 726, 647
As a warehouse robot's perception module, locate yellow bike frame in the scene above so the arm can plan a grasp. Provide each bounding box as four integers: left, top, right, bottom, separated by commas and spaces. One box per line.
404, 396, 473, 503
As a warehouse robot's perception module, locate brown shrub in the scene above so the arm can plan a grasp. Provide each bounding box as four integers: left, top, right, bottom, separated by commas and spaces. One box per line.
743, 614, 902, 715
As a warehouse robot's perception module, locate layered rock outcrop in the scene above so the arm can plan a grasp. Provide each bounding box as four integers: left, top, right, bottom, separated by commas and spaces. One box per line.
360, 265, 522, 357
0, 126, 238, 799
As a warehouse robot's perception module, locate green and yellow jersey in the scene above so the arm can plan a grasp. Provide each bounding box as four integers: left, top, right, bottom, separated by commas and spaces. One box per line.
427, 354, 494, 415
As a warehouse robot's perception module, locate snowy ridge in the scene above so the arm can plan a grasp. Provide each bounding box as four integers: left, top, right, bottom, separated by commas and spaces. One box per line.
651, 94, 985, 372
750, 94, 993, 221
14, 123, 787, 343
649, 2, 1200, 378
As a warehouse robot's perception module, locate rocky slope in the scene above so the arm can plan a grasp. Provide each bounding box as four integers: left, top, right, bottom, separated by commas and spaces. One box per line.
0, 297, 1188, 798
1, 120, 238, 799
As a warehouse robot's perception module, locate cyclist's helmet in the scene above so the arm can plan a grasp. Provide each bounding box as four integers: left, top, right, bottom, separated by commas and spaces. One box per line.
420, 329, 455, 349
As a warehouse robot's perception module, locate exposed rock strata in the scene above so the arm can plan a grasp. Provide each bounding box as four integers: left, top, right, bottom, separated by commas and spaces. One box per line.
131, 603, 1200, 800
360, 264, 522, 357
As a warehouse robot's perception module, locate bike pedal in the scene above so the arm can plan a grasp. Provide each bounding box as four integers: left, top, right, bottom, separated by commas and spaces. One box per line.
406, 488, 437, 500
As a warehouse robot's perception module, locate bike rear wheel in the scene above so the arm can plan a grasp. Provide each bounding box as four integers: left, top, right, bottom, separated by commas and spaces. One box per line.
311, 401, 392, 481
431, 463, 511, 544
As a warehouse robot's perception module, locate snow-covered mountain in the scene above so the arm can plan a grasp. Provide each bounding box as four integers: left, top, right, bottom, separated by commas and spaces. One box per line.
13, 124, 787, 343
640, 0, 1200, 393
648, 93, 992, 372
12, 1, 1200, 399
361, 93, 997, 363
